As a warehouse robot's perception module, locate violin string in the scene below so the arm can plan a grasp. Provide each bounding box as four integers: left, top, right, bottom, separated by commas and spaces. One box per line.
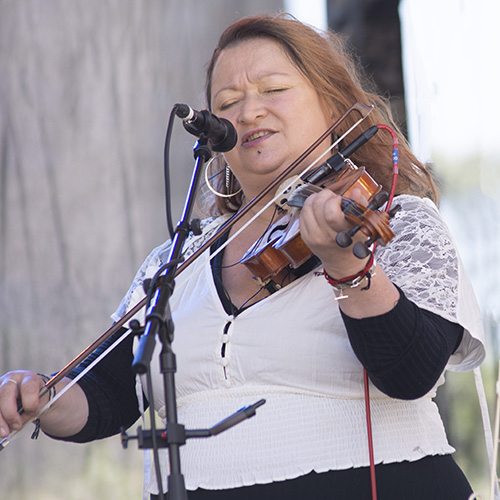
287, 183, 322, 207
341, 198, 365, 219
211, 205, 281, 270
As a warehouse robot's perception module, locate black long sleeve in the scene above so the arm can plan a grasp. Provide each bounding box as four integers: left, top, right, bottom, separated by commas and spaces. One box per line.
341, 287, 464, 400
51, 327, 143, 443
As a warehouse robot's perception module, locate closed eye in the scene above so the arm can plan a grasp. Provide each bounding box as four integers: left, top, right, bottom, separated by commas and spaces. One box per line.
218, 87, 288, 111
219, 100, 238, 111
266, 88, 288, 94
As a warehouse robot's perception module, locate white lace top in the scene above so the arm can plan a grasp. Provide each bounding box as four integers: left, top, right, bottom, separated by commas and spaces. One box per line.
112, 195, 485, 495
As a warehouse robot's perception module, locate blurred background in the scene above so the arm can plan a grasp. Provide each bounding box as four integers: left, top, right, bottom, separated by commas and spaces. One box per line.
0, 0, 498, 498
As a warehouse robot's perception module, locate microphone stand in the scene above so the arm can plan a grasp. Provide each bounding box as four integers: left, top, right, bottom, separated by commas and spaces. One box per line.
129, 135, 265, 500
131, 134, 211, 500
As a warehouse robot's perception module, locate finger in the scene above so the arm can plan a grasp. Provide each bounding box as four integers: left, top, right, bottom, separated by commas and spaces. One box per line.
20, 374, 45, 414
301, 190, 340, 227
300, 193, 344, 251
349, 187, 368, 206
0, 372, 44, 433
302, 190, 349, 239
0, 377, 23, 434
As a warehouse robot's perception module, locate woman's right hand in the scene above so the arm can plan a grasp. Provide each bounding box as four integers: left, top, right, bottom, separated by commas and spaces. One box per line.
0, 370, 89, 440
0, 371, 49, 439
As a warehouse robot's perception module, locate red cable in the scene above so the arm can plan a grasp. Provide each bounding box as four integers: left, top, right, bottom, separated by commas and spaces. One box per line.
362, 123, 399, 500
364, 369, 378, 500
376, 124, 399, 211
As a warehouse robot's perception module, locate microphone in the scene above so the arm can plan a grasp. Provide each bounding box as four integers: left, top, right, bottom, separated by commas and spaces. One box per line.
175, 103, 238, 152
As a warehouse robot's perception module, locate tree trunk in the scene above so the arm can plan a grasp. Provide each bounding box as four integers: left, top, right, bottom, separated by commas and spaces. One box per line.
327, 0, 407, 133
0, 2, 280, 498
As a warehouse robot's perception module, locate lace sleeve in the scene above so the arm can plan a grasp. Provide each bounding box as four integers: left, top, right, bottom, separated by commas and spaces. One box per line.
376, 195, 485, 371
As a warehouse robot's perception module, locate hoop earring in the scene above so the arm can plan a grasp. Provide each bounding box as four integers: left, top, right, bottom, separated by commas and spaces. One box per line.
204, 155, 242, 198
332, 131, 341, 151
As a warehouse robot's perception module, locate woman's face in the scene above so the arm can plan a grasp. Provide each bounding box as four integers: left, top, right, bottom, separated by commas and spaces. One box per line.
210, 37, 333, 199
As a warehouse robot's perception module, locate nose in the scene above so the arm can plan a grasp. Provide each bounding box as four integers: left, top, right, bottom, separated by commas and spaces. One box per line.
237, 94, 267, 125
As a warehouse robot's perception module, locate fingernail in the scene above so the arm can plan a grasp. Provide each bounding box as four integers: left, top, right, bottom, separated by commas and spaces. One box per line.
0, 427, 7, 438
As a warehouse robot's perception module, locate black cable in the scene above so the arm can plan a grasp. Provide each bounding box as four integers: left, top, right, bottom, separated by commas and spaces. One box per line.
163, 106, 180, 240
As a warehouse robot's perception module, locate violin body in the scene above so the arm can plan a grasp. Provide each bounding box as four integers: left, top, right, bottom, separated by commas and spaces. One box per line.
243, 215, 296, 283
241, 160, 395, 285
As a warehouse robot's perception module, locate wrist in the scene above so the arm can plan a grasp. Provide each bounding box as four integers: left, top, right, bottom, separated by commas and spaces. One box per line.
323, 253, 376, 298
32, 373, 57, 440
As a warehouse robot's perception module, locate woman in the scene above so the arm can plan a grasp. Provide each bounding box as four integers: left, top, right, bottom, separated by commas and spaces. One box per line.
0, 14, 485, 499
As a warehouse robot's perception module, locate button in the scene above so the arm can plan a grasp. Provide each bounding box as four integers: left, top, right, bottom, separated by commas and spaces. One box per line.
222, 379, 231, 388
220, 358, 228, 367
221, 333, 229, 343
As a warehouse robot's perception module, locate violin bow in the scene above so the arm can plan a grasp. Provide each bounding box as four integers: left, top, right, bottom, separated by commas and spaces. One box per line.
0, 101, 374, 450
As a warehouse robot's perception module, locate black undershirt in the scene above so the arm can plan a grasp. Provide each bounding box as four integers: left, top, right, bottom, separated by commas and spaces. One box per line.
151, 454, 472, 500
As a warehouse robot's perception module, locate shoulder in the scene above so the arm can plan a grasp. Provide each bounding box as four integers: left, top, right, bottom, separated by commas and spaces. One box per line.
111, 215, 228, 322
376, 194, 459, 310
378, 194, 485, 370
389, 194, 443, 227
152, 215, 229, 265
381, 194, 455, 256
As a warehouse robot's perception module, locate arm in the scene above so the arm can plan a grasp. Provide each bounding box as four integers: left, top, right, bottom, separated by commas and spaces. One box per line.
0, 327, 141, 442
342, 287, 464, 399
299, 188, 401, 318
299, 190, 469, 398
52, 327, 142, 442
0, 235, 178, 443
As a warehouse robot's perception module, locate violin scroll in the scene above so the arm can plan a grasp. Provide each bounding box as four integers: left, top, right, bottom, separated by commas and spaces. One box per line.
336, 192, 401, 259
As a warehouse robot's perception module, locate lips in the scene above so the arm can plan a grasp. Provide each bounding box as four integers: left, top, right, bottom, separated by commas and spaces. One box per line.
242, 129, 276, 147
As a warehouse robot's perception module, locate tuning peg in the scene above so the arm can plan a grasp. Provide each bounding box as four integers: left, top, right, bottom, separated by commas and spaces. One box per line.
368, 191, 389, 211
353, 241, 371, 259
336, 222, 363, 248
336, 230, 353, 248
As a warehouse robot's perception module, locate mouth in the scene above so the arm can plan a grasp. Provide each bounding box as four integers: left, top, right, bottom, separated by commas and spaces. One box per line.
242, 129, 276, 147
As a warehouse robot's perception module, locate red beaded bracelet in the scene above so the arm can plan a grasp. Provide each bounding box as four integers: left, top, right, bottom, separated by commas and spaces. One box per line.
323, 253, 376, 295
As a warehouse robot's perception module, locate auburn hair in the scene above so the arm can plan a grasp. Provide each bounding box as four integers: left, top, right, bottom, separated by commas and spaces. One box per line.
203, 13, 437, 215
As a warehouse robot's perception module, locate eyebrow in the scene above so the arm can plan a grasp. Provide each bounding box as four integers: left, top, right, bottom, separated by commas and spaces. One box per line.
212, 72, 293, 101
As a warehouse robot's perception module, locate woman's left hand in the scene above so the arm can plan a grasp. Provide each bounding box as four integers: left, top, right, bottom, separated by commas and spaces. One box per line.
299, 188, 370, 278
299, 187, 400, 316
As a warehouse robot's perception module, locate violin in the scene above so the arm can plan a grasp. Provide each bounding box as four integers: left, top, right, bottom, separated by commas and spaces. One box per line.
240, 156, 399, 286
